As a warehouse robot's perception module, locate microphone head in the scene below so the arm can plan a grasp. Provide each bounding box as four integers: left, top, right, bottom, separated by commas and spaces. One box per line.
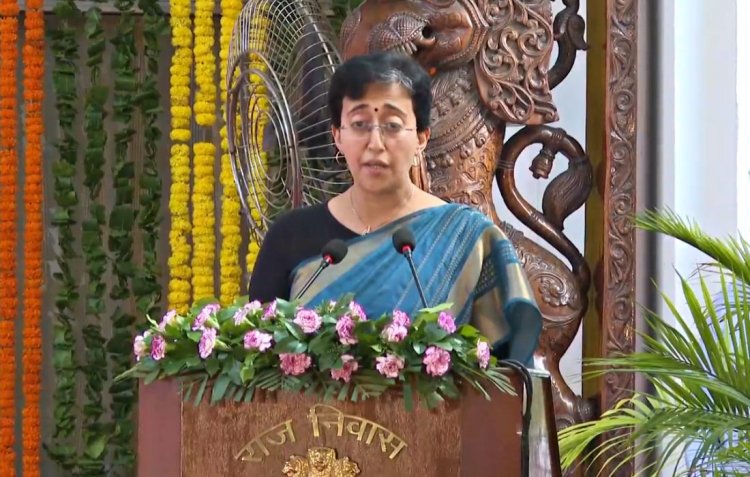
321, 239, 348, 264
392, 227, 416, 254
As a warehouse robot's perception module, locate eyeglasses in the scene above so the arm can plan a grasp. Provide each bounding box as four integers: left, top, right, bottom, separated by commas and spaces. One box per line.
340, 121, 416, 140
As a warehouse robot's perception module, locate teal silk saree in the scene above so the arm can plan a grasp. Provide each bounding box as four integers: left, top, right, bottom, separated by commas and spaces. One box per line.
290, 204, 542, 365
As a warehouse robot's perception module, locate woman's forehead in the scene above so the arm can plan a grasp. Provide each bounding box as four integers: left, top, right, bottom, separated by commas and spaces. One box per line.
343, 83, 413, 113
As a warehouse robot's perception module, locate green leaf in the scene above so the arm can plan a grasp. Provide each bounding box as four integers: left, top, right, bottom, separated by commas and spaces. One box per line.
403, 382, 414, 411
240, 366, 256, 383
283, 320, 305, 341
418, 303, 453, 315
204, 358, 221, 377
211, 374, 230, 403
84, 433, 108, 459
143, 369, 160, 385
194, 377, 209, 406
187, 331, 203, 343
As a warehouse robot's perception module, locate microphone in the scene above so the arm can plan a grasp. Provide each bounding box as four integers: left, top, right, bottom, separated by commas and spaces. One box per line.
392, 227, 428, 308
294, 239, 348, 300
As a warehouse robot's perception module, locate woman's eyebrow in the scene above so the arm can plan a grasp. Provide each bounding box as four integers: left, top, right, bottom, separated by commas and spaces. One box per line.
346, 103, 407, 116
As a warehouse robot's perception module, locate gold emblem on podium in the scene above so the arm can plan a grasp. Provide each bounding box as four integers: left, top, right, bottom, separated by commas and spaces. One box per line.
282, 447, 360, 477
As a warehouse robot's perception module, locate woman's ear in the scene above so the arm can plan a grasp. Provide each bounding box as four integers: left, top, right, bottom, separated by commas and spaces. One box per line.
417, 128, 430, 151
331, 126, 342, 150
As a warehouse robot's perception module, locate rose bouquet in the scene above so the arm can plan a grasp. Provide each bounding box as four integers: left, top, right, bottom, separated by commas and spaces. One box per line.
117, 295, 515, 410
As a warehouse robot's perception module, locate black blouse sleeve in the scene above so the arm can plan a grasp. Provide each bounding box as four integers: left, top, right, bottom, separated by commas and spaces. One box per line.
246, 203, 358, 303
247, 218, 293, 303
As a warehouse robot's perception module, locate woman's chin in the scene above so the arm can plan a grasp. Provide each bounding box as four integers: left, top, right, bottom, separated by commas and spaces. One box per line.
355, 172, 394, 191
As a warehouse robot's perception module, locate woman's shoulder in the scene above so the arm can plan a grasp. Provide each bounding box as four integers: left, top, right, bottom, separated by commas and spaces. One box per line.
436, 202, 495, 226
266, 202, 332, 234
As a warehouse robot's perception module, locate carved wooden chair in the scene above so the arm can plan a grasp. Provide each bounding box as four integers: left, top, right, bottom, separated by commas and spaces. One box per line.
340, 0, 594, 431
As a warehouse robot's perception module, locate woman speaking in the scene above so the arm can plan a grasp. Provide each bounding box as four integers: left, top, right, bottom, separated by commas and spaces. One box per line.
248, 52, 542, 365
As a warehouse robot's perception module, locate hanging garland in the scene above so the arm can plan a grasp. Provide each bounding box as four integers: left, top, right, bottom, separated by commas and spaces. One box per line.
135, 0, 167, 328
246, 8, 271, 274
219, 0, 243, 305
168, 0, 193, 313
21, 0, 44, 474
191, 0, 217, 301
81, 3, 109, 473
46, 0, 82, 470
128, 0, 168, 467
108, 0, 139, 472
0, 0, 19, 472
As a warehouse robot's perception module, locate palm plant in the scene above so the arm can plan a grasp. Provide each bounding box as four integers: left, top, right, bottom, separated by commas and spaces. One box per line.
558, 209, 750, 476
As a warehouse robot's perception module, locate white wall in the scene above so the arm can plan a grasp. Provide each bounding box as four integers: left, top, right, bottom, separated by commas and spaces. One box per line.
492, 0, 588, 393
660, 1, 741, 473
670, 0, 739, 320
739, 0, 750, 240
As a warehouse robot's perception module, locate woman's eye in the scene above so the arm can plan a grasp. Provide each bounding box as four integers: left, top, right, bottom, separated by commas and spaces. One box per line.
384, 123, 403, 132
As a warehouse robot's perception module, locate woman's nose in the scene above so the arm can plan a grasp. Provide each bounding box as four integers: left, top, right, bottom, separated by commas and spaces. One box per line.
366, 126, 386, 150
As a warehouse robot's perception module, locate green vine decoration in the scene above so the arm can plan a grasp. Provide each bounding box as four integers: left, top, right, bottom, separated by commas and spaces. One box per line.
80, 3, 111, 474
134, 0, 167, 317
107, 0, 139, 472
45, 0, 83, 472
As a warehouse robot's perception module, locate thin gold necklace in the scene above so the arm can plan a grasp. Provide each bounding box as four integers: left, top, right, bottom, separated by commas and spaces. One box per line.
349, 186, 414, 235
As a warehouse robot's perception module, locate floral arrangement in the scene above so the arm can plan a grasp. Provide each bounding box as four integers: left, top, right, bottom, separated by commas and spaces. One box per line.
119, 296, 514, 410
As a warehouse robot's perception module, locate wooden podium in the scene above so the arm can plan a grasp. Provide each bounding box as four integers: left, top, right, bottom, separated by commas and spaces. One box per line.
137, 371, 561, 476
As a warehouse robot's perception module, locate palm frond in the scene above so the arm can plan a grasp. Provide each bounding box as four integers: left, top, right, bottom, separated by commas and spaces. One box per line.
636, 209, 750, 285
559, 210, 750, 476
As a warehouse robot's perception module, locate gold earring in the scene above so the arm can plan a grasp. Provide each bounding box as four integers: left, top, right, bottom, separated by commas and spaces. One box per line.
412, 152, 422, 167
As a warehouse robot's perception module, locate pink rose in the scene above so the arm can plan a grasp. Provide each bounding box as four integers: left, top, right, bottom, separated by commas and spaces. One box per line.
158, 309, 178, 332
382, 323, 408, 343
294, 309, 322, 334
193, 303, 220, 330
330, 354, 359, 383
437, 312, 456, 333
423, 346, 451, 377
375, 354, 405, 378
392, 310, 410, 327
279, 353, 312, 376
244, 330, 273, 352
262, 300, 278, 320
234, 300, 261, 325
151, 334, 166, 361
348, 301, 367, 321
335, 315, 358, 345
133, 331, 150, 361
476, 340, 491, 370
199, 328, 217, 359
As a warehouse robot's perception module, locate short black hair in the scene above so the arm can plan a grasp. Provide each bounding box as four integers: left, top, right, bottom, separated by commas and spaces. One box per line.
328, 52, 432, 132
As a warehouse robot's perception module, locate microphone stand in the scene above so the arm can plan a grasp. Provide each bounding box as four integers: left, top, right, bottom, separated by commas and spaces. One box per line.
401, 248, 428, 308
294, 258, 331, 300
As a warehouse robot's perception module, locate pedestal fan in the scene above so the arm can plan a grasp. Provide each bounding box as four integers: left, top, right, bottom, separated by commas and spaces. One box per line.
226, 0, 348, 242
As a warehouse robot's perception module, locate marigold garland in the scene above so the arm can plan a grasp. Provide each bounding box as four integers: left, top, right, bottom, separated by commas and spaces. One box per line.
219, 0, 243, 305
191, 0, 218, 302
0, 0, 19, 472
168, 0, 194, 312
21, 0, 43, 474
246, 9, 271, 274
